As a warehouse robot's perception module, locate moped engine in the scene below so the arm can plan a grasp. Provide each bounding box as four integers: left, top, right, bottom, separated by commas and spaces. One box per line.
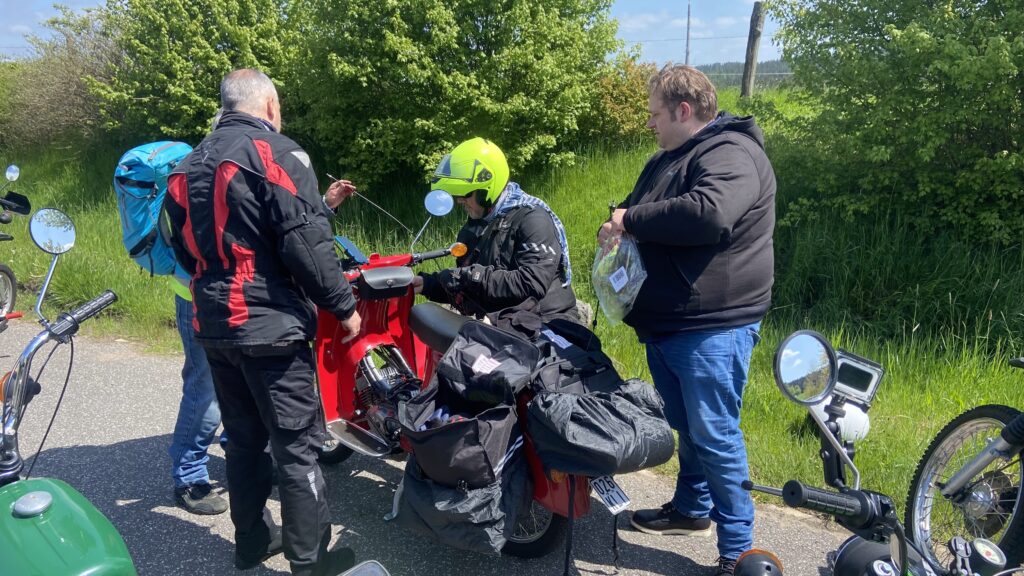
355, 345, 421, 443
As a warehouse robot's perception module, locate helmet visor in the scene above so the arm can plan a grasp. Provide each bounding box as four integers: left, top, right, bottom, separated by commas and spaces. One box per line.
433, 154, 484, 183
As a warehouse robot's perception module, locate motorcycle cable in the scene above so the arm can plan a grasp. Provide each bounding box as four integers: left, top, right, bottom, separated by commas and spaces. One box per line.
24, 338, 75, 479
325, 173, 413, 235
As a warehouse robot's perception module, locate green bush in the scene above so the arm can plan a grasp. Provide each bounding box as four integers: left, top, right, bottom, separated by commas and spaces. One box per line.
282, 0, 620, 189
769, 0, 1024, 243
92, 0, 292, 140
578, 49, 655, 145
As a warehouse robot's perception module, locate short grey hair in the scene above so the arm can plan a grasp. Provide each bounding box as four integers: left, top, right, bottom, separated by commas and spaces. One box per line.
220, 69, 277, 112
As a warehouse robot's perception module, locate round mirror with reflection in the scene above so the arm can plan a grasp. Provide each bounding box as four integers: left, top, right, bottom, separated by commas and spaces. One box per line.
424, 190, 454, 217
5, 165, 19, 183
773, 330, 837, 405
30, 208, 77, 255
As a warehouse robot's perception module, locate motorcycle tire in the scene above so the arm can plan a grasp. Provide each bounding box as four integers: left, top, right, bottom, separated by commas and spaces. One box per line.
0, 263, 15, 326
318, 438, 354, 465
904, 404, 1023, 570
501, 500, 567, 558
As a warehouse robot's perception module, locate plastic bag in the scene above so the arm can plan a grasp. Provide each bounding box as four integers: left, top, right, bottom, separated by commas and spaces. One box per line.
591, 233, 647, 324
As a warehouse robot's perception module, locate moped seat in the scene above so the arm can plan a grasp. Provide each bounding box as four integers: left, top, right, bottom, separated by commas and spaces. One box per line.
409, 302, 471, 353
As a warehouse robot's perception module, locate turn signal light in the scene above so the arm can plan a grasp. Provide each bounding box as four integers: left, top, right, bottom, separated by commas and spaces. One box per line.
0, 371, 10, 401
449, 242, 468, 258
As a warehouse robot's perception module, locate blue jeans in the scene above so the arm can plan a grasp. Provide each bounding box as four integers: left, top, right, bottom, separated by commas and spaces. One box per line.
645, 322, 760, 559
169, 295, 221, 489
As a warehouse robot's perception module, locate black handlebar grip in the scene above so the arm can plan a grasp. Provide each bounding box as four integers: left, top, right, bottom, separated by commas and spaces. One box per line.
782, 480, 865, 519
49, 290, 118, 340
415, 248, 450, 263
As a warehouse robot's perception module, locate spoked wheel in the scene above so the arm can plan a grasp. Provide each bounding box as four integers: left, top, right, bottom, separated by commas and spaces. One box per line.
905, 405, 1024, 569
501, 499, 567, 558
0, 263, 15, 330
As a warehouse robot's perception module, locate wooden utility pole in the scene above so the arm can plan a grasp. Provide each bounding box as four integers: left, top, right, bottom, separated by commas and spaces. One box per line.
741, 1, 765, 97
685, 0, 691, 65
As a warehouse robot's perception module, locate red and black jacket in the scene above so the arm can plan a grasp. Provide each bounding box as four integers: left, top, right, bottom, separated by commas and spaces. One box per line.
165, 111, 356, 347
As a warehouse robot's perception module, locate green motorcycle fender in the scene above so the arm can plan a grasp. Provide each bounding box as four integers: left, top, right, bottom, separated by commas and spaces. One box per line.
0, 477, 137, 575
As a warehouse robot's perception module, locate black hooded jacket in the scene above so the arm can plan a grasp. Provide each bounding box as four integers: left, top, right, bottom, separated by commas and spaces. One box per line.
420, 204, 578, 322
620, 112, 776, 339
165, 111, 356, 347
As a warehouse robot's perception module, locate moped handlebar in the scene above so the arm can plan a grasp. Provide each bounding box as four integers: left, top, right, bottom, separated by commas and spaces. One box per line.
47, 290, 118, 340
782, 480, 871, 523
412, 247, 452, 264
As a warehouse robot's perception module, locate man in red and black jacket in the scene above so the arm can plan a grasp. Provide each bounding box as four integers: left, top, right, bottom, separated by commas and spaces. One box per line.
165, 68, 360, 576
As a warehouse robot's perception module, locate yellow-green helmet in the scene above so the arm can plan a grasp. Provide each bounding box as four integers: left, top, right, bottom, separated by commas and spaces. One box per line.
430, 137, 509, 207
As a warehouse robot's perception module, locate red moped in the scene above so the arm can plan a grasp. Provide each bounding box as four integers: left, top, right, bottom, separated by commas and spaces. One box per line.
313, 190, 595, 558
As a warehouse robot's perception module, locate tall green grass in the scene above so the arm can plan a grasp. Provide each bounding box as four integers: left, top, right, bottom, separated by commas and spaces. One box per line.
3, 123, 1023, 507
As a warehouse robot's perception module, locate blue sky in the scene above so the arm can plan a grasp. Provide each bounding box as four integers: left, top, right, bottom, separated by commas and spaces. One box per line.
1, 0, 781, 65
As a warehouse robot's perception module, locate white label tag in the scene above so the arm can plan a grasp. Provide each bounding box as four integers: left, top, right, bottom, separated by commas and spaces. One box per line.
541, 329, 572, 350
471, 354, 501, 374
589, 475, 631, 514
609, 266, 629, 293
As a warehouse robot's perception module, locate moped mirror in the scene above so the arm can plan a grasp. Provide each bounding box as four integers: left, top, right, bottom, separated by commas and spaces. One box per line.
5, 165, 19, 183
773, 330, 837, 405
424, 189, 454, 217
30, 208, 76, 255
29, 208, 76, 324
411, 190, 454, 252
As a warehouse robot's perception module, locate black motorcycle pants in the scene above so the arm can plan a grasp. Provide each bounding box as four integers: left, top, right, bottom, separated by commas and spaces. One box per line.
204, 341, 331, 574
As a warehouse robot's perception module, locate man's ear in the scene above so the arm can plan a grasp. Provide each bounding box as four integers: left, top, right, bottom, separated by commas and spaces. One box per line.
676, 100, 692, 123
265, 96, 278, 126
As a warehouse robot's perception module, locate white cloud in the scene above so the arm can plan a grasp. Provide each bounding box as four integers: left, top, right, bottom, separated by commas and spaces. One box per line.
714, 17, 738, 28
782, 349, 799, 360
669, 17, 706, 29
618, 13, 662, 32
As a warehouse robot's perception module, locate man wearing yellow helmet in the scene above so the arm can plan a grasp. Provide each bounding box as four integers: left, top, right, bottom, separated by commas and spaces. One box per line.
412, 137, 578, 322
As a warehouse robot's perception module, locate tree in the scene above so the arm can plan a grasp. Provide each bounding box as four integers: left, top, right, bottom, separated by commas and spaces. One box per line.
769, 0, 1024, 242
92, 0, 291, 140
0, 7, 117, 148
283, 0, 620, 188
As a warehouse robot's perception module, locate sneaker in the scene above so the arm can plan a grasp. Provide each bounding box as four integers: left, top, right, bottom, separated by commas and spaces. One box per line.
629, 502, 712, 536
234, 527, 284, 570
174, 482, 228, 516
716, 556, 738, 576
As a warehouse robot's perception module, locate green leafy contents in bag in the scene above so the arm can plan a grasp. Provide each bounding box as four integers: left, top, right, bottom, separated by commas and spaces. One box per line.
591, 234, 647, 324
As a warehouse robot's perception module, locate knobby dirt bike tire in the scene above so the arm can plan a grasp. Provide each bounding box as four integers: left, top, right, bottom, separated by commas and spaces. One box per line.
904, 404, 1023, 569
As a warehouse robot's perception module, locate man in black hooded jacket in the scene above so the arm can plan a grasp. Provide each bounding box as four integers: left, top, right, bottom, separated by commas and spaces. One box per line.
598, 64, 776, 576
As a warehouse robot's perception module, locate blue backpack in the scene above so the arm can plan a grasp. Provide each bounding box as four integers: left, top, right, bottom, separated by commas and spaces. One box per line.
113, 141, 193, 276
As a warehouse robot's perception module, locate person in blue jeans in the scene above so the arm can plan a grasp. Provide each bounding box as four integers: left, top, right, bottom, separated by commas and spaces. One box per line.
598, 64, 776, 576
169, 277, 228, 515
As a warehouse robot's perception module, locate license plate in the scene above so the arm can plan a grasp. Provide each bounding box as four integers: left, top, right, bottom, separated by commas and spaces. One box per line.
590, 475, 631, 514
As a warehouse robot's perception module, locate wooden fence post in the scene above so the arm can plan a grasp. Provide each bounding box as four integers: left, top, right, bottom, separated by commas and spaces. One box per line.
741, 1, 765, 97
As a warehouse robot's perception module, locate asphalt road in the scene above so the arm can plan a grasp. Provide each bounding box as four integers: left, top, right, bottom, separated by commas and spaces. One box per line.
1, 317, 846, 576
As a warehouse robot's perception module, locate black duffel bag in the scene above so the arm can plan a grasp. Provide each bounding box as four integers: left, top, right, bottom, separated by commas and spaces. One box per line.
398, 320, 536, 489
396, 452, 531, 555
526, 378, 675, 477
531, 317, 623, 395
399, 381, 521, 490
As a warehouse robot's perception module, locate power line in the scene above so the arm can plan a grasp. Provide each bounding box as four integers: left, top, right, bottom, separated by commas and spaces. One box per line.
623, 35, 749, 43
